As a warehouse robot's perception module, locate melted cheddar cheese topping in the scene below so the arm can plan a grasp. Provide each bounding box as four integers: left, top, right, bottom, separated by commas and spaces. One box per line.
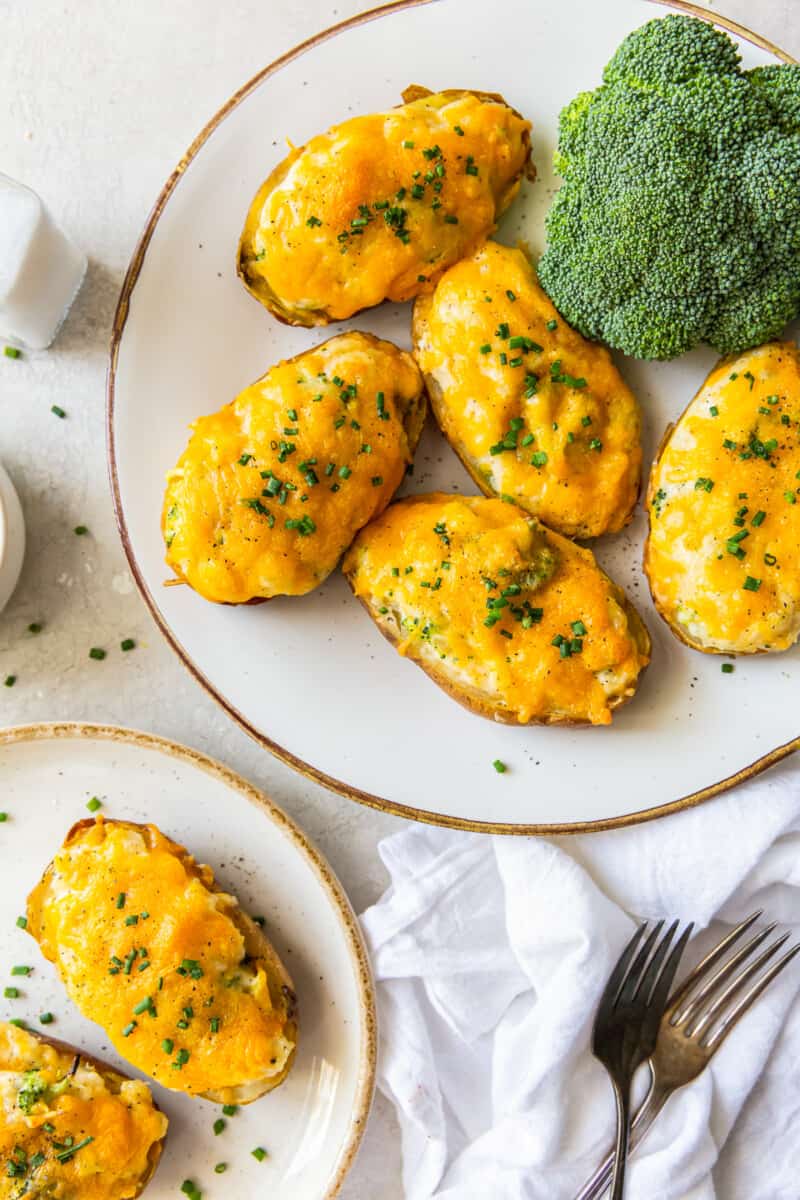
413, 241, 642, 538
239, 88, 531, 325
163, 332, 423, 603
646, 342, 800, 653
27, 820, 295, 1099
0, 1021, 166, 1200
344, 494, 649, 724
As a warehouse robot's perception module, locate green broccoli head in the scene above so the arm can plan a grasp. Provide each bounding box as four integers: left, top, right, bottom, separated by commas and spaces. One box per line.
538, 15, 800, 360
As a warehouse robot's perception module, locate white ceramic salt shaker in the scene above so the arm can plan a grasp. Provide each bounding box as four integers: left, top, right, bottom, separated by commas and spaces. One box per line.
0, 173, 87, 351
0, 462, 25, 615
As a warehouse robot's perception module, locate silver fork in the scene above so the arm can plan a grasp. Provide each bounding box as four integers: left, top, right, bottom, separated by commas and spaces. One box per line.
576, 912, 800, 1200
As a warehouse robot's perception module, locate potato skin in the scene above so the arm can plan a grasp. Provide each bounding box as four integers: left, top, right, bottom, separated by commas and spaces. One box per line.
343, 493, 650, 726
162, 331, 426, 604
412, 240, 642, 538
238, 86, 533, 326
0, 1019, 167, 1199
645, 342, 800, 655
27, 818, 298, 1106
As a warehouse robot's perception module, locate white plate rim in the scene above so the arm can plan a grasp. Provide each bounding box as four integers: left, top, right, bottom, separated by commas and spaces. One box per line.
0, 720, 378, 1199
106, 0, 800, 836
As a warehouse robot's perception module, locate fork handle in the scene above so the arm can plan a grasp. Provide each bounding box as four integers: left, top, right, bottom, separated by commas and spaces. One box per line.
609, 1080, 632, 1200
575, 1077, 672, 1200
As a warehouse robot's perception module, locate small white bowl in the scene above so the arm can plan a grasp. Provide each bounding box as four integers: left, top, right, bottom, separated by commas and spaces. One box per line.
0, 461, 25, 614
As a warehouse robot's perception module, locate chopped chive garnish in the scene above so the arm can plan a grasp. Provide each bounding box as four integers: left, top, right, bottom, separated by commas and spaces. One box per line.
4, 676, 16, 687
122, 1021, 136, 1037
51, 405, 66, 418
15, 916, 26, 929
89, 647, 106, 661
39, 1012, 54, 1025
180, 1182, 202, 1200
546, 319, 558, 331
4, 987, 19, 998
120, 638, 135, 651
530, 451, 548, 467
252, 1148, 268, 1162
11, 966, 31, 976
215, 1164, 228, 1174
74, 525, 89, 535
492, 760, 507, 774
479, 344, 491, 354
162, 1039, 174, 1054
284, 515, 316, 536
28, 623, 42, 634
86, 797, 102, 813
4, 346, 22, 359
55, 1136, 93, 1163
743, 576, 761, 592
709, 405, 719, 416
0, 813, 8, 822
721, 663, 734, 674
214, 1118, 226, 1136
222, 1105, 238, 1117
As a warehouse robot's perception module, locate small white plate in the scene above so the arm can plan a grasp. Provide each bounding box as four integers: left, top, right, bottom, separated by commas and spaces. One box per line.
108, 0, 800, 832
0, 723, 376, 1200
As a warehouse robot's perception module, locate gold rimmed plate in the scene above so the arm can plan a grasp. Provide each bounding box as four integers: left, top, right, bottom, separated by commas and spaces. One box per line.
0, 723, 376, 1198
107, 0, 799, 833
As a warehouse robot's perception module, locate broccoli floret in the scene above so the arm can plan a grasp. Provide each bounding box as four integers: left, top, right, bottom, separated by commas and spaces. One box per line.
538, 15, 800, 360
17, 1070, 47, 1114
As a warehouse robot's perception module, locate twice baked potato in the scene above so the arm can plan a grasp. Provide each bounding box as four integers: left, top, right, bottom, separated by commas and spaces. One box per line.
26, 818, 298, 1105
343, 493, 650, 725
238, 86, 533, 326
645, 341, 800, 654
163, 331, 425, 604
0, 1019, 167, 1198
412, 240, 642, 538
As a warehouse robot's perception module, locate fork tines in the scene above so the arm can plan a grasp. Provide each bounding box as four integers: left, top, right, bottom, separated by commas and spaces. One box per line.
669, 913, 800, 1049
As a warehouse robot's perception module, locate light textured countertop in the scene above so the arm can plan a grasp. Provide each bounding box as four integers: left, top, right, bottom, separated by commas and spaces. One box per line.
1, 2, 796, 1195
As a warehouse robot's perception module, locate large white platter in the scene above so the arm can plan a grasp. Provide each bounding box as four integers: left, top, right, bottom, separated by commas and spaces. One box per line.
0, 724, 375, 1199
108, 0, 800, 832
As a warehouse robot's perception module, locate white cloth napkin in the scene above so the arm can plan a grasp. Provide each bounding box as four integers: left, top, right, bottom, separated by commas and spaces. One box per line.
359, 755, 800, 1199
